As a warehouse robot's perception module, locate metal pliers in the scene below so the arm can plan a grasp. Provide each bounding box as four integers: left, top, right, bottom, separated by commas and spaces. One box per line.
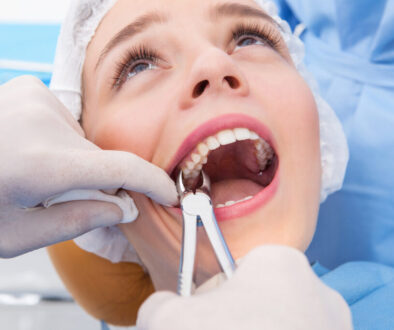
176, 170, 236, 296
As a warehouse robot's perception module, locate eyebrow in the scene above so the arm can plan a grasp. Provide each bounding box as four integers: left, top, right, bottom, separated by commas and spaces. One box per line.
95, 2, 280, 71
95, 11, 167, 71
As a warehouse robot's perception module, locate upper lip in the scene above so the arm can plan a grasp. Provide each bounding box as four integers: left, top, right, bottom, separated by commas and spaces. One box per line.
166, 113, 276, 177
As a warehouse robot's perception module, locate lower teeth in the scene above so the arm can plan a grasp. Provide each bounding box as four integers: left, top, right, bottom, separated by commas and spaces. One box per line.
215, 195, 253, 208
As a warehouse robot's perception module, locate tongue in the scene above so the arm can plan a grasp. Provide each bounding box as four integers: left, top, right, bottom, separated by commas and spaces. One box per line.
210, 179, 263, 206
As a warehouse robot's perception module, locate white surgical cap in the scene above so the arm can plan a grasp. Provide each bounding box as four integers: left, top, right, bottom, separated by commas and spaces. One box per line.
50, 0, 349, 263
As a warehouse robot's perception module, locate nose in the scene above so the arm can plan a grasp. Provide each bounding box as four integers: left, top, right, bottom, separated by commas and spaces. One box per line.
178, 48, 250, 110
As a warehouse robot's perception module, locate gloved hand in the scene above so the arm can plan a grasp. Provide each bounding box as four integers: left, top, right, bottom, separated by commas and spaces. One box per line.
0, 76, 177, 258
137, 245, 353, 330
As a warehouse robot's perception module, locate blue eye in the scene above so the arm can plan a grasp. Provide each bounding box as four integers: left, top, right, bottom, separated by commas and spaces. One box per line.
232, 23, 281, 51
113, 46, 160, 89
127, 62, 157, 79
236, 36, 265, 48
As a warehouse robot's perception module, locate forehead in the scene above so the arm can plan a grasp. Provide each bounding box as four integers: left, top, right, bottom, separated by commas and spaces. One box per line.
105, 0, 261, 21
92, 0, 262, 47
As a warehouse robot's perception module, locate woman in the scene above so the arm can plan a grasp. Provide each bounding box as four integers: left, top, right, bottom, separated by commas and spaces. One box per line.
46, 0, 392, 328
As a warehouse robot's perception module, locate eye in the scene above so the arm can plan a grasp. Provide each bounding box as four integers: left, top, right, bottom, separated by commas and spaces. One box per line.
113, 46, 160, 89
231, 23, 282, 52
235, 36, 266, 49
127, 62, 157, 79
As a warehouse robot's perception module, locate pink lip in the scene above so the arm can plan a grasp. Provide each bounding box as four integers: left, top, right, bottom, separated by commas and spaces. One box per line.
166, 113, 279, 222
167, 113, 276, 175
168, 170, 279, 222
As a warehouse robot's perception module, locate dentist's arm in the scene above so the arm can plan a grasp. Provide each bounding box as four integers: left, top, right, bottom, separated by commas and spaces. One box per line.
0, 76, 177, 258
137, 245, 353, 330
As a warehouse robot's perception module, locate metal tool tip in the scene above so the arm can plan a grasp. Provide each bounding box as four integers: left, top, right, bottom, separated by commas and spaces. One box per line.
176, 170, 211, 195
200, 171, 211, 192
176, 171, 186, 194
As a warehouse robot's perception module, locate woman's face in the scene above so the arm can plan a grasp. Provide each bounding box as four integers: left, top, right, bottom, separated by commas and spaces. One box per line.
82, 0, 321, 290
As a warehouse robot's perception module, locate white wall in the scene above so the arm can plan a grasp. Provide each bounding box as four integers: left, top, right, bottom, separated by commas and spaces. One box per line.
0, 0, 72, 23
0, 249, 66, 293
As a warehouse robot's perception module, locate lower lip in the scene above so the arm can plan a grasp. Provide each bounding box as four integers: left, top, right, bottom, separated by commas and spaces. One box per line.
168, 168, 279, 222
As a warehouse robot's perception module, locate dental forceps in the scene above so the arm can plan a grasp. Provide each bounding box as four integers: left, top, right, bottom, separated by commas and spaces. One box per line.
176, 170, 236, 296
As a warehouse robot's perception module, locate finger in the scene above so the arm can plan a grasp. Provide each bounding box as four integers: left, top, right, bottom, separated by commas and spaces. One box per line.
44, 189, 138, 224
0, 200, 124, 258
37, 150, 178, 206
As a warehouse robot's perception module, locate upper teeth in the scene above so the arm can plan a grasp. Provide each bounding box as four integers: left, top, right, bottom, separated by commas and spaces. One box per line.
180, 127, 274, 180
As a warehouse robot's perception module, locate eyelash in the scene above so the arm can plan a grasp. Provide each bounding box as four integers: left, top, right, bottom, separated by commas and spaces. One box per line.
231, 22, 282, 51
112, 22, 283, 89
113, 46, 160, 89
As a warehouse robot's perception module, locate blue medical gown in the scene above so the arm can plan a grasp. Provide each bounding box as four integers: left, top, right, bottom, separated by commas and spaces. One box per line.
314, 261, 394, 329
273, 0, 394, 269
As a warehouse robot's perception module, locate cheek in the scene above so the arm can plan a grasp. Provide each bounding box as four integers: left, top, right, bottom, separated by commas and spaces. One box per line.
253, 65, 320, 160
83, 83, 175, 162
251, 65, 321, 243
277, 75, 321, 193
85, 104, 160, 161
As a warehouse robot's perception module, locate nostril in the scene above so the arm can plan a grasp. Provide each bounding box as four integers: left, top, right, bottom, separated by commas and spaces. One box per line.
224, 76, 240, 89
192, 80, 209, 98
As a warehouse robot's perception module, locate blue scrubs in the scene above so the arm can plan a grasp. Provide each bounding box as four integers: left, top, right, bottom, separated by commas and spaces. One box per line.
273, 0, 394, 269
314, 262, 394, 329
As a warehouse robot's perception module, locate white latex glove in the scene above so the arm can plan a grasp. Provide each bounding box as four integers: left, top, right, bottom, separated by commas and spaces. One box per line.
0, 76, 178, 258
137, 245, 353, 330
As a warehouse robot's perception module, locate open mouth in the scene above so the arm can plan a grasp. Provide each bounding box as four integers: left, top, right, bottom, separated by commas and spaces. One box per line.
169, 115, 279, 218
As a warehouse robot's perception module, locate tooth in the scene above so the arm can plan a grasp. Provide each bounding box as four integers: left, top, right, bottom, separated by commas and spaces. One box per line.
186, 161, 195, 170
256, 150, 267, 160
190, 170, 200, 178
257, 157, 268, 169
255, 140, 263, 150
195, 164, 203, 170
254, 137, 274, 170
216, 196, 254, 208
206, 136, 220, 150
183, 168, 191, 176
197, 143, 209, 156
217, 130, 236, 145
191, 153, 201, 163
261, 142, 270, 151
233, 128, 251, 141
201, 156, 208, 164
250, 131, 259, 140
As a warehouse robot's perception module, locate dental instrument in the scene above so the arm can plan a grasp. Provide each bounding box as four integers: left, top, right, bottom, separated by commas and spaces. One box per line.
176, 170, 236, 296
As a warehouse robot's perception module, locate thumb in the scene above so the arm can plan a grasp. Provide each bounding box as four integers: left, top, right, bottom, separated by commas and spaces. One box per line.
46, 150, 179, 206
97, 150, 179, 206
